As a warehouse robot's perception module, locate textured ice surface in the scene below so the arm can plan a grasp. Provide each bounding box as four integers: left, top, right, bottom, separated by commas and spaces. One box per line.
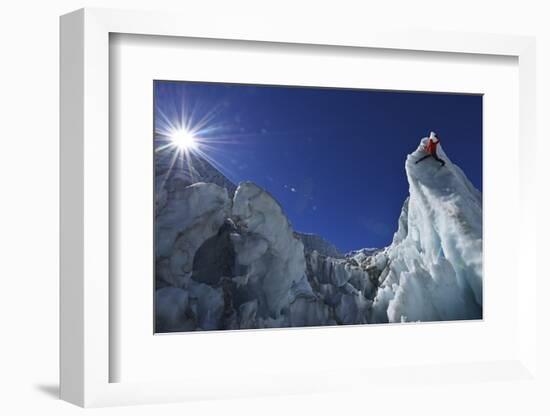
154, 137, 482, 332
232, 182, 307, 319
295, 232, 343, 258
155, 182, 231, 288
371, 139, 482, 322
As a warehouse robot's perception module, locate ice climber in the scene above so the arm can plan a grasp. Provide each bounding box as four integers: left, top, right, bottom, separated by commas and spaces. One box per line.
415, 131, 445, 167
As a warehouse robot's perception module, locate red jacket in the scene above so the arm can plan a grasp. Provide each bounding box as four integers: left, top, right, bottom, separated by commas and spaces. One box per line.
425, 138, 440, 154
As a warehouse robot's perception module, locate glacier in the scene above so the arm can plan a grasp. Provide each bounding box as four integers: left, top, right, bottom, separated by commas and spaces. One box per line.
370, 138, 482, 322
155, 137, 482, 331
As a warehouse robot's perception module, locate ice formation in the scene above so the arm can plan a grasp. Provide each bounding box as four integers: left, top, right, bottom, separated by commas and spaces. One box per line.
370, 139, 483, 322
295, 232, 343, 258
231, 182, 308, 319
155, 137, 482, 331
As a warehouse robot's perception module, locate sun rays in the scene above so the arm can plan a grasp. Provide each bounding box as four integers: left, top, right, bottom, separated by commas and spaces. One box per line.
154, 95, 242, 186
169, 128, 198, 151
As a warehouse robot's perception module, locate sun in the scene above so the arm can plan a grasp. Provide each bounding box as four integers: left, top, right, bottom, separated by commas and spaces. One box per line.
155, 98, 235, 184
170, 128, 198, 151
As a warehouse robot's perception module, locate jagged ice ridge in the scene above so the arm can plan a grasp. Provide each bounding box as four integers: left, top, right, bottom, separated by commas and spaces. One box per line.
154, 137, 482, 331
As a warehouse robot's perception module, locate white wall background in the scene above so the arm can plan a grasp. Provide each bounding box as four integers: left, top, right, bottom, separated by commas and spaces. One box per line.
0, 0, 548, 414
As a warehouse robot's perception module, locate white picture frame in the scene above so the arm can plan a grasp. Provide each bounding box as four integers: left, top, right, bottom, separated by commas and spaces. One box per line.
60, 7, 538, 407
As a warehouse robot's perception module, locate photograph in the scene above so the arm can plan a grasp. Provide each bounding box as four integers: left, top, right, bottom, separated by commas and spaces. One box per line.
2, 1, 539, 412
153, 80, 483, 333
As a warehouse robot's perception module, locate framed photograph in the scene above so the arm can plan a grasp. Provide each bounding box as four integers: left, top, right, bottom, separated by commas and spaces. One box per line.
60, 8, 537, 407
152, 80, 483, 333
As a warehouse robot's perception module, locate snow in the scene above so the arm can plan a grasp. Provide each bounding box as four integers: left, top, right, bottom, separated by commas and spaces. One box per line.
155, 182, 231, 288
371, 138, 483, 322
346, 247, 382, 262
154, 137, 483, 331
188, 282, 225, 330
289, 297, 331, 327
296, 232, 343, 258
232, 182, 307, 319
155, 287, 193, 332
156, 151, 237, 196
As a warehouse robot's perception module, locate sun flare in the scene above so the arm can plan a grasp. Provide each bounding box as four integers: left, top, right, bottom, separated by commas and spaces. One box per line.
155, 97, 238, 188
170, 128, 197, 151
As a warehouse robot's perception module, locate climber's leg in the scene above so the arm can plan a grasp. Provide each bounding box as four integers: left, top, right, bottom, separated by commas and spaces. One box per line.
432, 154, 446, 167
415, 154, 432, 164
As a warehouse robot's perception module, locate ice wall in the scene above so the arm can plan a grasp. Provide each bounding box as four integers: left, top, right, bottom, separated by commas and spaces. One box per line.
155, 137, 483, 331
371, 139, 483, 322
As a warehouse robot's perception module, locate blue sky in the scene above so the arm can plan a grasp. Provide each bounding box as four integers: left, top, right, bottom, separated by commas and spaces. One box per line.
154, 81, 482, 252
